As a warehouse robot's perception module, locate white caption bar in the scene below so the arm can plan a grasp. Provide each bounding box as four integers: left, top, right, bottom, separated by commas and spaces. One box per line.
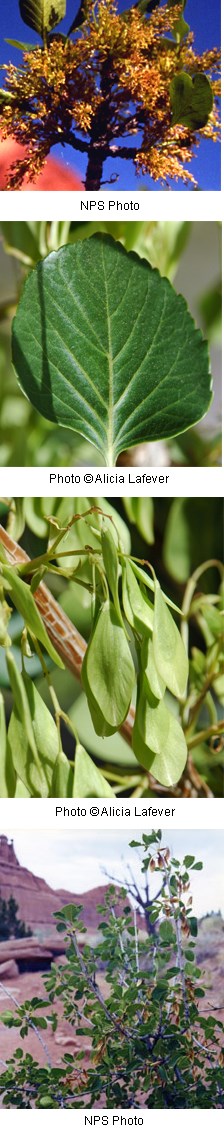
0, 189, 221, 223
1, 1105, 222, 1134
0, 798, 223, 830
1, 466, 223, 497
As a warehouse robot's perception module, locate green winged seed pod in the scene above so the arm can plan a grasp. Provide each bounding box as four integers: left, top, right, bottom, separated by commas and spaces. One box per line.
7, 671, 59, 796
133, 686, 187, 787
153, 578, 188, 700
84, 600, 135, 730
51, 750, 74, 796
141, 635, 166, 701
122, 562, 154, 634
81, 641, 117, 737
135, 677, 170, 754
101, 527, 124, 626
73, 742, 114, 797
3, 566, 63, 668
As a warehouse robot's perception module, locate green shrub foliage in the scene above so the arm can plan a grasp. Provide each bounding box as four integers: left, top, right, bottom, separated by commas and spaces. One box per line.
0, 833, 223, 1108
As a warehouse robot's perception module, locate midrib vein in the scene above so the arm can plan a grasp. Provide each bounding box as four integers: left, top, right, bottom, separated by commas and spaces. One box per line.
102, 247, 114, 465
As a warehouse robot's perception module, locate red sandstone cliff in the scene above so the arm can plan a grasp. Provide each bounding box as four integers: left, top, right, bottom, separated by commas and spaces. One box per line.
0, 836, 127, 937
0, 139, 83, 189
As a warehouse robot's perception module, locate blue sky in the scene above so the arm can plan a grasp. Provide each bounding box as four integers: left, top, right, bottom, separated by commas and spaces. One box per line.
4, 830, 224, 917
0, 0, 221, 190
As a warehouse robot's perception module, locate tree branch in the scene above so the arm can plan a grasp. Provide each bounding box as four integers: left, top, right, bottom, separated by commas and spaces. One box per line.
63, 130, 89, 155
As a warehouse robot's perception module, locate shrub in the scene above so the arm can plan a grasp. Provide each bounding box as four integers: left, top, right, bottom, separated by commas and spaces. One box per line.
0, 832, 223, 1108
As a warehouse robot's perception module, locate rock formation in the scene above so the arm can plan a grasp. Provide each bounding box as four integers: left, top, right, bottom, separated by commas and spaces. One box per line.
0, 835, 128, 938
0, 138, 83, 189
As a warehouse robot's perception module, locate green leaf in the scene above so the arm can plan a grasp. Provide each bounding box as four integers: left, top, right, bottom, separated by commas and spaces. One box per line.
19, 0, 66, 38
0, 222, 45, 267
123, 498, 154, 544
83, 600, 135, 730
189, 916, 198, 938
153, 578, 188, 699
0, 1011, 15, 1027
2, 565, 64, 669
5, 38, 35, 50
183, 855, 195, 868
59, 903, 79, 922
50, 750, 74, 796
170, 72, 213, 131
159, 919, 176, 944
192, 861, 203, 871
38, 1097, 55, 1108
12, 235, 212, 465
0, 88, 15, 106
73, 742, 114, 797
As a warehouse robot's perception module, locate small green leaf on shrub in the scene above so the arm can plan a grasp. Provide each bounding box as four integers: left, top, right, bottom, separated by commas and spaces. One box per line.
189, 916, 198, 938
159, 919, 176, 943
38, 1096, 55, 1107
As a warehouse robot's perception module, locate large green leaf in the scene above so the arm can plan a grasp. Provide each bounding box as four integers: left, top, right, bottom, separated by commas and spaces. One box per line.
170, 72, 213, 131
19, 0, 66, 37
12, 236, 212, 466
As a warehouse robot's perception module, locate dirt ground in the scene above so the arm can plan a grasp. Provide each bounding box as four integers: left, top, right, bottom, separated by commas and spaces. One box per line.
0, 966, 94, 1068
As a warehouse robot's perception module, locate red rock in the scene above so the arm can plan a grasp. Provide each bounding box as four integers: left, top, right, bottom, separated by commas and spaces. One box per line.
0, 138, 83, 189
0, 835, 129, 936
0, 958, 19, 978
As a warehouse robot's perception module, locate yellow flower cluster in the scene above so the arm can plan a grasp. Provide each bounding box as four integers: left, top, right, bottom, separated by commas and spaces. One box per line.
0, 0, 220, 189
